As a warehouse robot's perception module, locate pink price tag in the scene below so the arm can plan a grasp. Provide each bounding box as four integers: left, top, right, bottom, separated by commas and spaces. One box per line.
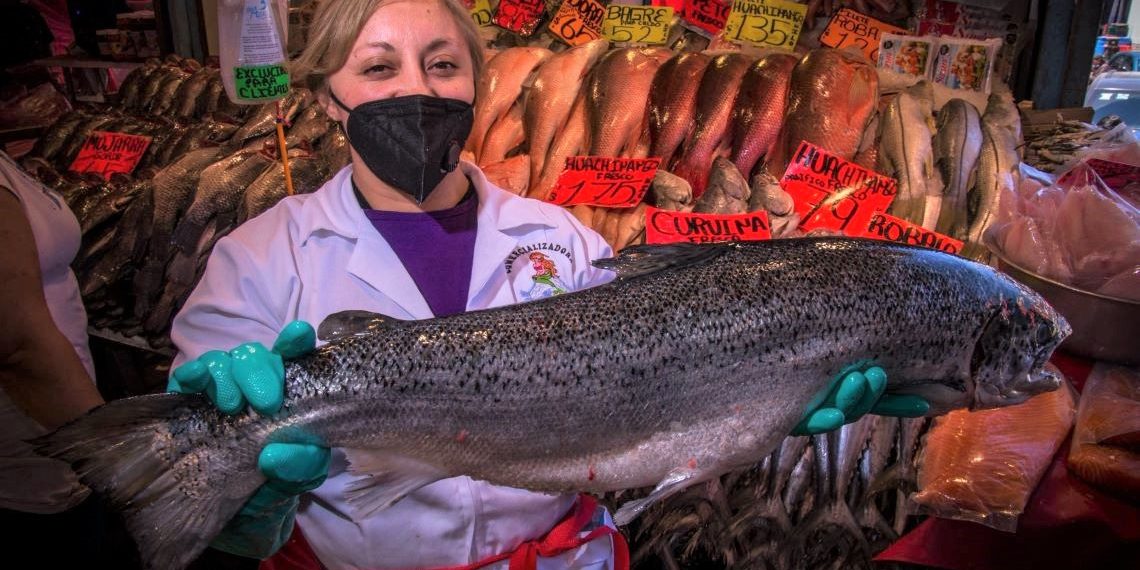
69, 131, 152, 180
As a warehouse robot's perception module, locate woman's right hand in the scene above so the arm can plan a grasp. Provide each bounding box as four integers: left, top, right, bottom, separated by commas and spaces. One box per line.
169, 320, 332, 558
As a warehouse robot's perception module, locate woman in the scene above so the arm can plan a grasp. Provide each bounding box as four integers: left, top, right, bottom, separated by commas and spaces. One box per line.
0, 150, 118, 565
170, 1, 619, 568
169, 1, 919, 568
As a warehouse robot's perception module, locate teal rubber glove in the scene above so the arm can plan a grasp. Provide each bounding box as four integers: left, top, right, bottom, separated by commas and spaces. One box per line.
169, 321, 331, 558
793, 366, 930, 435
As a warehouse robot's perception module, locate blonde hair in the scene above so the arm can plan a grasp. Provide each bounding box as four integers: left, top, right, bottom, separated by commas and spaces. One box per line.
291, 0, 485, 94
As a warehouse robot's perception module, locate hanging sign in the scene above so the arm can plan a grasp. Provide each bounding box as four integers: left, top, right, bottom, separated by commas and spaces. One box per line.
549, 0, 607, 46
494, 0, 547, 37
682, 0, 732, 36
69, 131, 152, 180
780, 141, 897, 236
602, 5, 674, 45
865, 212, 964, 254
646, 207, 771, 244
547, 156, 660, 207
723, 0, 806, 50
819, 8, 907, 62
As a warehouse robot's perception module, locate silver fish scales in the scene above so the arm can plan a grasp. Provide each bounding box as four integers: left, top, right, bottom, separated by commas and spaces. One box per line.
38, 238, 1068, 570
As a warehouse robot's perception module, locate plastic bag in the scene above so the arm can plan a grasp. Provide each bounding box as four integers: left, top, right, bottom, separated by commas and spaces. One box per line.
910, 374, 1076, 532
987, 157, 1140, 301
218, 0, 290, 105
1069, 365, 1140, 502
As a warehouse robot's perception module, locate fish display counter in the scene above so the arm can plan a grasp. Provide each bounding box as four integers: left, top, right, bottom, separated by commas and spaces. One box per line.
10, 0, 1140, 568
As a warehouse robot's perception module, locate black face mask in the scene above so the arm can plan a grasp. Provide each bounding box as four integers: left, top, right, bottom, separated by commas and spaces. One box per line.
330, 92, 474, 203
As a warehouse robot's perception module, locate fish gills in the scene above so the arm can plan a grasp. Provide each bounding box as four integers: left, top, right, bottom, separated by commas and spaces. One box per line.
730, 54, 798, 180
648, 52, 712, 165
479, 101, 526, 166
469, 46, 552, 162
767, 49, 879, 177
672, 53, 754, 198
39, 238, 1069, 570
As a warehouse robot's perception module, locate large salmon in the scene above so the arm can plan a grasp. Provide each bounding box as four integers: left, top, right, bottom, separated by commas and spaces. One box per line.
39, 238, 1068, 570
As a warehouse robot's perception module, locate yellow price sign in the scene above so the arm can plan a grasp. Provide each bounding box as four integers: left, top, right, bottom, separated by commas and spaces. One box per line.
602, 6, 674, 45
723, 0, 806, 50
548, 0, 607, 47
469, 0, 493, 27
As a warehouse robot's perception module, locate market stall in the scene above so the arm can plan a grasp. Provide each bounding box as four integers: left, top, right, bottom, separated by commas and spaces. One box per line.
5, 0, 1138, 568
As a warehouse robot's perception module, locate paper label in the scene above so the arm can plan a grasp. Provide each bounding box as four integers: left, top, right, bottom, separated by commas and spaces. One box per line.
234, 64, 290, 100
494, 0, 547, 36
877, 33, 937, 78
723, 0, 806, 50
549, 0, 607, 46
646, 207, 771, 244
866, 212, 963, 254
819, 8, 907, 62
547, 156, 660, 207
780, 141, 897, 235
602, 5, 674, 45
682, 0, 732, 36
466, 0, 494, 27
929, 36, 1000, 93
69, 131, 152, 180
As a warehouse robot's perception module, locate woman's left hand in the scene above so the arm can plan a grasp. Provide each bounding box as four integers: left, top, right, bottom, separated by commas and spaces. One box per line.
792, 366, 930, 435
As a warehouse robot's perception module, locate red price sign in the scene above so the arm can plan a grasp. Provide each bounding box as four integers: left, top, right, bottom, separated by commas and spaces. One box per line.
547, 156, 660, 207
653, 0, 686, 17
494, 0, 546, 36
866, 212, 963, 254
646, 206, 771, 244
819, 8, 906, 62
549, 0, 606, 46
69, 131, 152, 180
682, 0, 732, 36
780, 141, 897, 236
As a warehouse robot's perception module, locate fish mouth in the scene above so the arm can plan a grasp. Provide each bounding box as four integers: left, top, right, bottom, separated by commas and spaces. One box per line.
969, 304, 1069, 410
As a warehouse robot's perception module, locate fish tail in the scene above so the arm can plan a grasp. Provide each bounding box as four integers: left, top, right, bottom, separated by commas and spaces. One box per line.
35, 394, 262, 570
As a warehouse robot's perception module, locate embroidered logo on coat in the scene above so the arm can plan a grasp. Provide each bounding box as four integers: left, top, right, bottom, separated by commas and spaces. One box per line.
505, 243, 572, 301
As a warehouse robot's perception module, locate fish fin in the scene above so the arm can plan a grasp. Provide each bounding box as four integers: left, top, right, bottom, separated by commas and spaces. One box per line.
592, 242, 734, 280
317, 310, 400, 342
34, 393, 260, 570
342, 450, 448, 519
613, 465, 714, 526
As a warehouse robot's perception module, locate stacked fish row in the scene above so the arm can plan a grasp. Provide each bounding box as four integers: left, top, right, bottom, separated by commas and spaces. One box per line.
609, 416, 930, 570
21, 57, 349, 347
469, 43, 1023, 258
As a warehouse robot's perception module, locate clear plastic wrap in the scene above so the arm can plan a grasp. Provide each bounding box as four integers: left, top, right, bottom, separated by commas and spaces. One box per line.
910, 374, 1077, 532
987, 156, 1140, 301
1068, 365, 1140, 502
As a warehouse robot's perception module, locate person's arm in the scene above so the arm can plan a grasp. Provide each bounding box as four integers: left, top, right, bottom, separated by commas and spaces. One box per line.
0, 189, 103, 430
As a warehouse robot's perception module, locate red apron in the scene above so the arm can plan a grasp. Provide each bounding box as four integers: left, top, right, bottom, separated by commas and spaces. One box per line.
260, 494, 629, 570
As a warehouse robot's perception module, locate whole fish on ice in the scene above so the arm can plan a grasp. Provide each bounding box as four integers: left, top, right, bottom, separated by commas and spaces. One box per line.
39, 238, 1068, 570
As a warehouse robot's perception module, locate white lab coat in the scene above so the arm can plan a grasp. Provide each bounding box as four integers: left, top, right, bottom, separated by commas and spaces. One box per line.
170, 161, 617, 570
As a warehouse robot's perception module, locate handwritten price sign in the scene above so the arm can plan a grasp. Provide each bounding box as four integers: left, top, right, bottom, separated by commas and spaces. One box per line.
682, 0, 732, 36
547, 156, 660, 207
723, 0, 806, 50
780, 141, 896, 236
866, 212, 963, 254
69, 131, 152, 180
465, 0, 493, 27
646, 207, 771, 244
549, 0, 606, 46
494, 0, 546, 37
819, 8, 906, 62
602, 5, 674, 45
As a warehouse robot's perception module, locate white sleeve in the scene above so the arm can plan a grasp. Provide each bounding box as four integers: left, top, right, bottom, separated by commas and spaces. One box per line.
169, 233, 297, 372
562, 211, 616, 292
